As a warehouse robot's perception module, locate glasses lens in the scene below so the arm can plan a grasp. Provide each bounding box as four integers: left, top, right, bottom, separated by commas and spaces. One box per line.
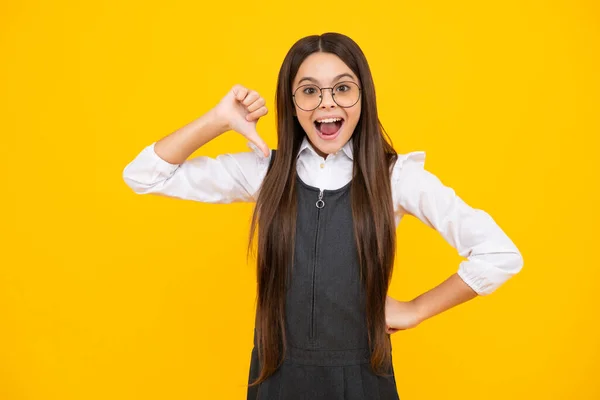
333, 81, 360, 107
294, 84, 321, 110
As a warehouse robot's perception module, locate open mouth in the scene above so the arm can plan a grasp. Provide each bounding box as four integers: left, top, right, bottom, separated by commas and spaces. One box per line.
314, 117, 344, 139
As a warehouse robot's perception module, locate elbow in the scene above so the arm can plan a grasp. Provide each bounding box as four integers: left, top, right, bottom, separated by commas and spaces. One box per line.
514, 252, 524, 275
121, 143, 177, 195
508, 248, 524, 277
122, 165, 146, 194
459, 249, 524, 296
497, 251, 524, 283
496, 251, 524, 294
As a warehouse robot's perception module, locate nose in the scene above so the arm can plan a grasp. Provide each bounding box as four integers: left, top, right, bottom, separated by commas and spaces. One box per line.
320, 88, 336, 108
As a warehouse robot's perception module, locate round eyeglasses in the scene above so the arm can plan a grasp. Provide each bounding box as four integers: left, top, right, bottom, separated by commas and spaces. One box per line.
292, 81, 361, 111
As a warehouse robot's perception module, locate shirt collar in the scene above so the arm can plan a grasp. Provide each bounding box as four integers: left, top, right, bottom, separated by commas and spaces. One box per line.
297, 136, 354, 161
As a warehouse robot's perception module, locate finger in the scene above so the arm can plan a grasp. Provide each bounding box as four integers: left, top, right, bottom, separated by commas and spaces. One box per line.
246, 97, 266, 113
239, 125, 269, 158
250, 135, 270, 158
253, 137, 271, 158
232, 85, 249, 102
246, 106, 268, 122
242, 91, 260, 106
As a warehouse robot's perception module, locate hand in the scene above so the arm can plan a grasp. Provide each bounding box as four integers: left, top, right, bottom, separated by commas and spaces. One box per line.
212, 84, 270, 157
385, 295, 423, 334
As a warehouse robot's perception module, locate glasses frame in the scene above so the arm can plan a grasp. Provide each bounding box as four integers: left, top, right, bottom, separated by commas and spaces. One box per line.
292, 81, 362, 111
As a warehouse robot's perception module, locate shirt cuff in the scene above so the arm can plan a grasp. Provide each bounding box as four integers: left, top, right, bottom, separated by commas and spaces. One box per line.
457, 253, 524, 296
147, 141, 181, 178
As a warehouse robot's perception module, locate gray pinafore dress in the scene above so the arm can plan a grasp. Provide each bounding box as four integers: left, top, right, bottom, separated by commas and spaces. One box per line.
247, 150, 399, 400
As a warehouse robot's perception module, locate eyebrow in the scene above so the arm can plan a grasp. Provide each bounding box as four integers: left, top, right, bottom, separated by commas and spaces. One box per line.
296, 73, 356, 86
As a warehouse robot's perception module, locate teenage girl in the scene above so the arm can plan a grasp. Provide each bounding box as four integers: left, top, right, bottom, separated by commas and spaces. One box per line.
123, 32, 523, 400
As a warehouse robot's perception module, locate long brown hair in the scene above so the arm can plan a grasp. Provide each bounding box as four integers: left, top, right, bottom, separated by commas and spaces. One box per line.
247, 32, 398, 387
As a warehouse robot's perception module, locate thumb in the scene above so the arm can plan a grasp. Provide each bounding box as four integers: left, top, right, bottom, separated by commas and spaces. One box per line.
244, 129, 270, 158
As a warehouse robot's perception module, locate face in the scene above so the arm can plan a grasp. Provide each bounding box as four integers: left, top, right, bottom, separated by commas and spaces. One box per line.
292, 52, 361, 158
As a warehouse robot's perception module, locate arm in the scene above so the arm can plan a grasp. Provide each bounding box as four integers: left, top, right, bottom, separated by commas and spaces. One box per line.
122, 139, 271, 203
385, 274, 477, 333
152, 107, 228, 165
386, 152, 524, 331
412, 272, 478, 319
122, 85, 271, 203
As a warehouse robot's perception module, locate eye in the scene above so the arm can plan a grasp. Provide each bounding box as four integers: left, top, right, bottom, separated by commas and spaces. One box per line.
303, 86, 318, 95
336, 84, 350, 92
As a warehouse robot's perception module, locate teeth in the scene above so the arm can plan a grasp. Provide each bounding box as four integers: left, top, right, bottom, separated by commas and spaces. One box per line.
316, 117, 342, 123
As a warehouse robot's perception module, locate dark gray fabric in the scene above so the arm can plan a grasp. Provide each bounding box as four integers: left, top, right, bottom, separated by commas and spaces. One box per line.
247, 149, 399, 400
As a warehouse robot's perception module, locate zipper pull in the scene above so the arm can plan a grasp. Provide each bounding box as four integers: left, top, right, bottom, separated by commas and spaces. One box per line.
316, 189, 325, 209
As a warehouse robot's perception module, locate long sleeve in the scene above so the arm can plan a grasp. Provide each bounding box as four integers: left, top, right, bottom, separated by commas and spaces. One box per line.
391, 152, 524, 295
122, 141, 271, 203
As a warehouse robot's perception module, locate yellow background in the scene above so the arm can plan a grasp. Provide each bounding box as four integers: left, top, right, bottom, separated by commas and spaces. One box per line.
1, 0, 598, 399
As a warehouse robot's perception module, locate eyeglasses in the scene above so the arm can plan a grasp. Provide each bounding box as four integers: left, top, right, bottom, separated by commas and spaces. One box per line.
292, 81, 361, 111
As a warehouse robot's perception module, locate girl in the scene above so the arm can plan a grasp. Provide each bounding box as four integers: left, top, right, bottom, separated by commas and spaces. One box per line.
123, 32, 523, 400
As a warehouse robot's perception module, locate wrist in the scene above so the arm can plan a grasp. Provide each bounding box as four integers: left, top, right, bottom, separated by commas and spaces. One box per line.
206, 107, 230, 134
410, 297, 428, 324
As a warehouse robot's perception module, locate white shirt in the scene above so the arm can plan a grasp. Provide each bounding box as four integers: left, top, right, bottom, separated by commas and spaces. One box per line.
122, 136, 523, 296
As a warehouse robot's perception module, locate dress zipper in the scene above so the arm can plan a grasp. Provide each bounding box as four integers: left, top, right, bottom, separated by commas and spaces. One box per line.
310, 189, 324, 340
